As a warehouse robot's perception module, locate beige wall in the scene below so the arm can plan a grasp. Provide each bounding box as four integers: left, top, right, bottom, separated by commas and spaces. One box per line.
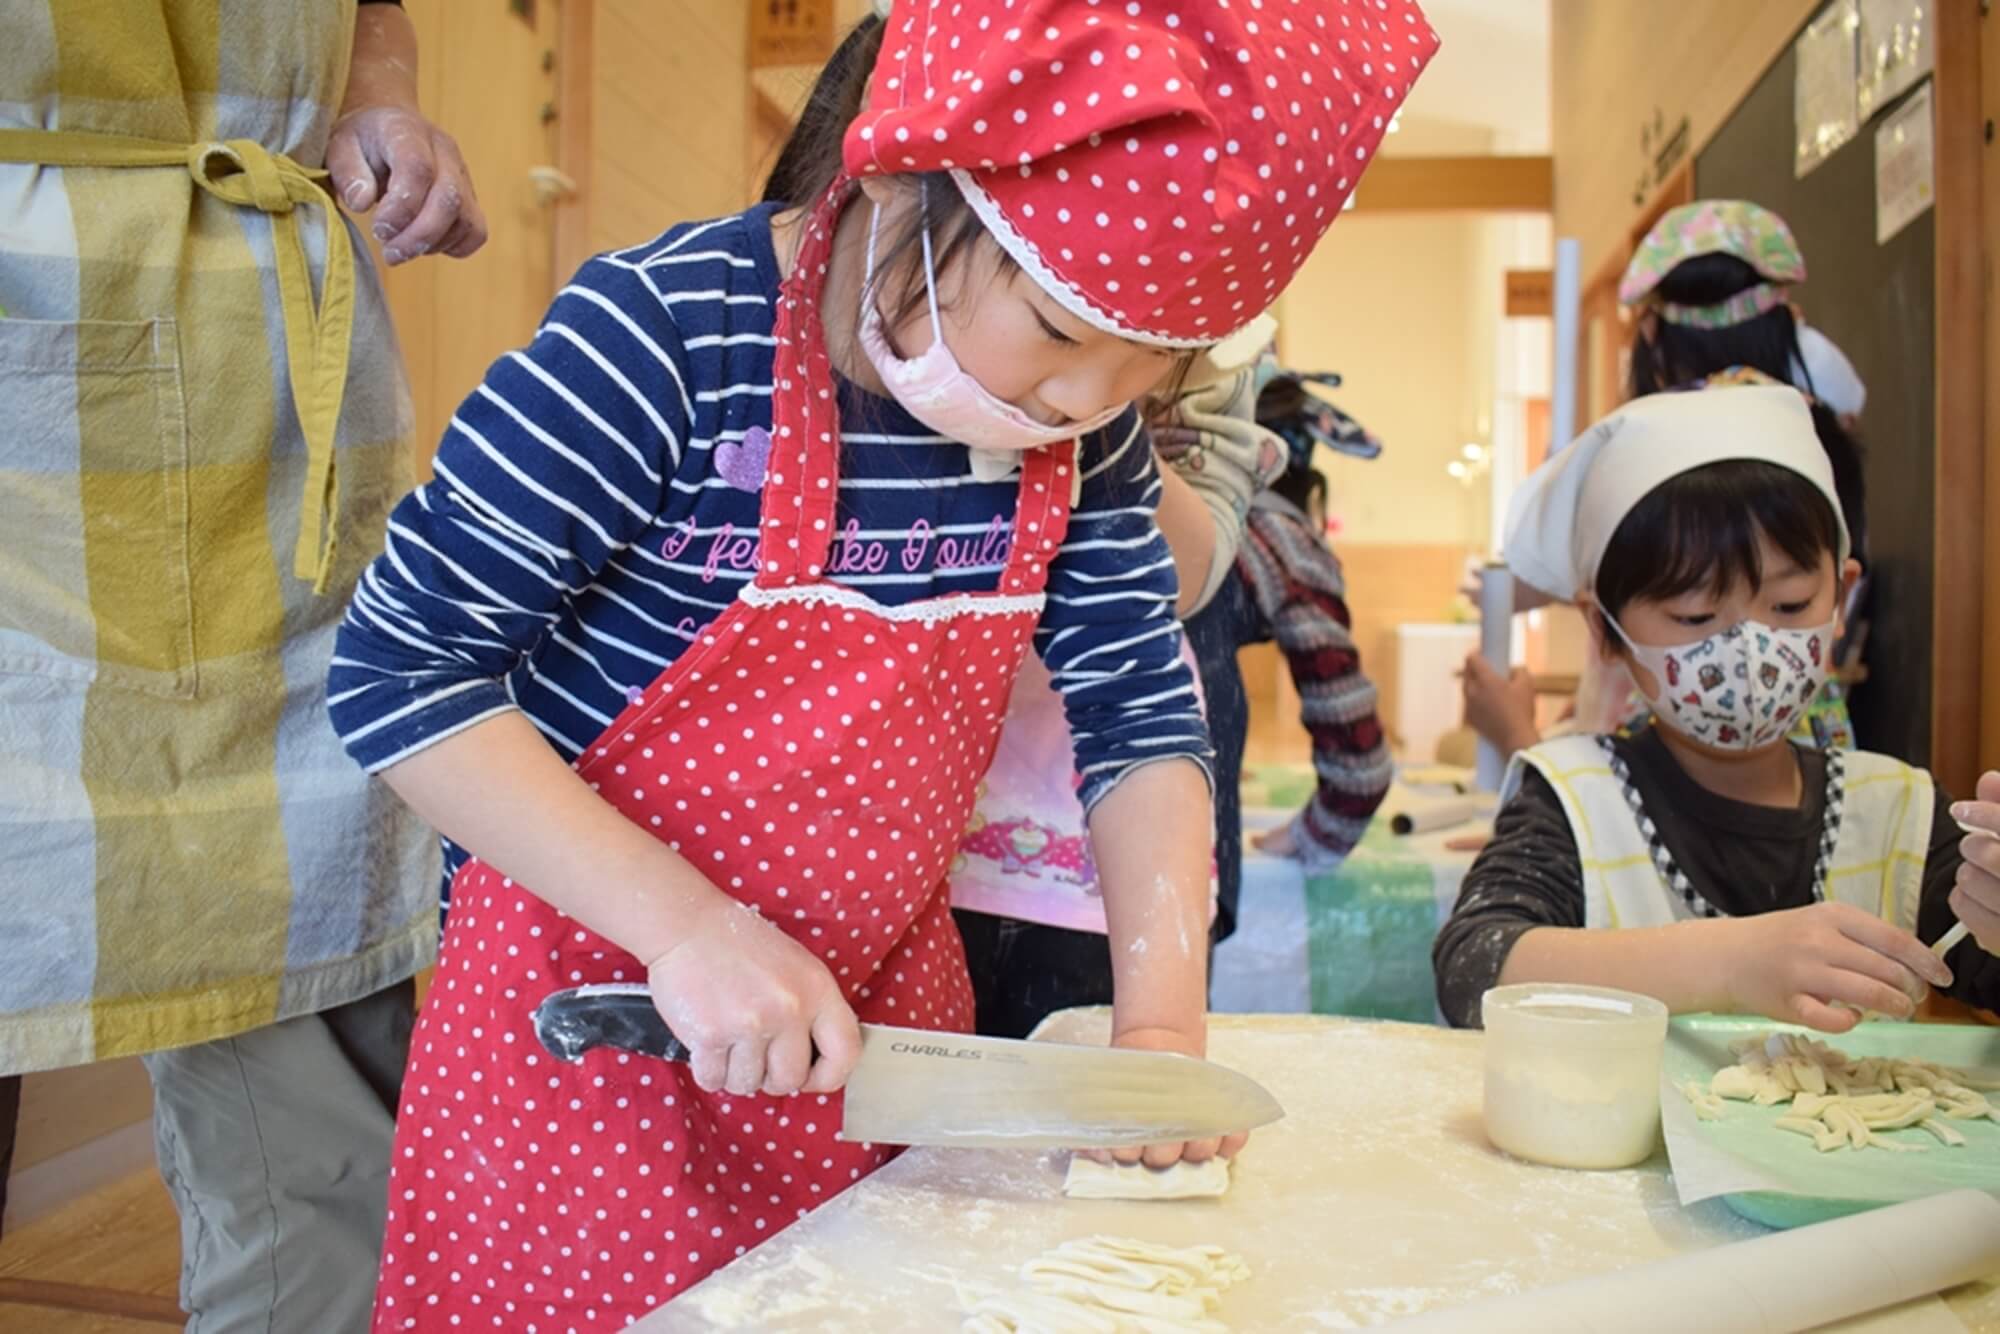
1277, 119, 1502, 551
1277, 210, 1488, 549
1551, 0, 1818, 284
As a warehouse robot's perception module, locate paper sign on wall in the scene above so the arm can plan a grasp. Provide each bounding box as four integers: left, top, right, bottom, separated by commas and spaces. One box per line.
1874, 80, 1934, 245
1795, 0, 1860, 179
1857, 0, 1934, 119
1504, 270, 1553, 318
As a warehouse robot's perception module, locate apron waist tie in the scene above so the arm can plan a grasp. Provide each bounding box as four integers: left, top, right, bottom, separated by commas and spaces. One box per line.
0, 128, 356, 593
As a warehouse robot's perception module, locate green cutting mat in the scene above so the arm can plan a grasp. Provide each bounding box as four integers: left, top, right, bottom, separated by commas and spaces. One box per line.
1240, 761, 1316, 811
1663, 1016, 2000, 1229
1302, 819, 1440, 1023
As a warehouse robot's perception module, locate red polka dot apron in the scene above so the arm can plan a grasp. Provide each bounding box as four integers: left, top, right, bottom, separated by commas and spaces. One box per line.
371, 180, 1076, 1333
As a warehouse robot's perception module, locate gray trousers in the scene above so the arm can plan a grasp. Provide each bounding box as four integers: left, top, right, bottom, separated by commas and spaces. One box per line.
142, 980, 415, 1334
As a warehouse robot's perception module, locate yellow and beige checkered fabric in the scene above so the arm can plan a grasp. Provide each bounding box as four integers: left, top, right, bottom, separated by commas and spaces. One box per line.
0, 0, 437, 1074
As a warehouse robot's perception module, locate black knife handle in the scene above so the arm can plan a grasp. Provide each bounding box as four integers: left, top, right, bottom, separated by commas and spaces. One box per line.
533, 984, 690, 1063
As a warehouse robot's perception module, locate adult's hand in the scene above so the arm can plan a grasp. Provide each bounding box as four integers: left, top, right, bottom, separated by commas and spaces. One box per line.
327, 106, 486, 264
328, 2, 487, 265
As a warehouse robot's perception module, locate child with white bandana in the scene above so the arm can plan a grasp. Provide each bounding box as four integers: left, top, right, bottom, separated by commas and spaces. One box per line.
1434, 382, 1999, 1031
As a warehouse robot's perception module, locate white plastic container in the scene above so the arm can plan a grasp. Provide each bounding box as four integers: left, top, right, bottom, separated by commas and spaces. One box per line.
1482, 983, 1669, 1170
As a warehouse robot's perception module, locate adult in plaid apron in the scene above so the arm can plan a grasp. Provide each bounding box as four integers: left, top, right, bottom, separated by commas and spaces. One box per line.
0, 3, 481, 1328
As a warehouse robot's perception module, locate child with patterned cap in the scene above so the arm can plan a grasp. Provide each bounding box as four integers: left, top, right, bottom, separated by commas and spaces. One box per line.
1621, 199, 1870, 560
1463, 199, 1874, 758
330, 1, 1438, 1325
1433, 382, 1998, 1034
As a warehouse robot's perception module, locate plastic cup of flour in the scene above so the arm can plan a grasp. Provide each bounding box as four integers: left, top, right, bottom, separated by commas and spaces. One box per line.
1481, 984, 1670, 1170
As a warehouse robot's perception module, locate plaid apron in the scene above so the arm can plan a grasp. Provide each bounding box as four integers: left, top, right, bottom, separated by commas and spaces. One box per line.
0, 0, 437, 1074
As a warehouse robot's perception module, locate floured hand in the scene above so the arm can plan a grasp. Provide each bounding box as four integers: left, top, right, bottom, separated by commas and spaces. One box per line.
1084, 1027, 1251, 1170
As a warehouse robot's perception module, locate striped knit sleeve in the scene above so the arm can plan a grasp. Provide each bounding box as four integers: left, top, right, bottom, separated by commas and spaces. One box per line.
1238, 503, 1393, 866
1038, 412, 1214, 812
329, 256, 694, 772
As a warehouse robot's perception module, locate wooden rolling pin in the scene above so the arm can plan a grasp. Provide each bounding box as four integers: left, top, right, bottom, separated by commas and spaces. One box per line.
1383, 1189, 2000, 1333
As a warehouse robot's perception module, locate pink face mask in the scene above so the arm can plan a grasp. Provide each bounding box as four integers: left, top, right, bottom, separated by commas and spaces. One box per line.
857, 202, 1126, 456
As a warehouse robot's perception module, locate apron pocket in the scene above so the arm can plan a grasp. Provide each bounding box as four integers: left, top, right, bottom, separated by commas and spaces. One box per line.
0, 317, 196, 697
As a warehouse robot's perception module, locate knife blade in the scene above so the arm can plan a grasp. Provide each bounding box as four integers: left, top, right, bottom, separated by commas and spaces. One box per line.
532, 983, 1284, 1150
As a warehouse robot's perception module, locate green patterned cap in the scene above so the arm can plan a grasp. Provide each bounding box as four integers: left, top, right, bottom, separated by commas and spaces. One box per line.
1619, 201, 1807, 327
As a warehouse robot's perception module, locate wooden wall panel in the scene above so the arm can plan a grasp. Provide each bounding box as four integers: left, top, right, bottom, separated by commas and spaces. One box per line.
379, 0, 559, 466
376, 0, 445, 468
586, 1, 754, 257
10, 1062, 150, 1177
1986, 0, 2000, 770
1350, 155, 1552, 213
1550, 0, 1819, 285
1933, 0, 1985, 797
553, 0, 596, 284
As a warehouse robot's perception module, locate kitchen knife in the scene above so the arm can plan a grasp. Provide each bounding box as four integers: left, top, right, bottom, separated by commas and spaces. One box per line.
533, 983, 1284, 1150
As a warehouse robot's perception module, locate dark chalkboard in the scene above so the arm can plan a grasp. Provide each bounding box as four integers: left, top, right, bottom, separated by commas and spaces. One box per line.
1695, 37, 1935, 765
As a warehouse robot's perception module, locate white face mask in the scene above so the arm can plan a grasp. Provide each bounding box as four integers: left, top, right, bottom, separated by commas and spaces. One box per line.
1608, 615, 1834, 751
856, 201, 1126, 456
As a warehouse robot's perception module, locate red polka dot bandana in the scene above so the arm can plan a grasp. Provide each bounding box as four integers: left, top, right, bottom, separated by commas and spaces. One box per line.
845, 0, 1440, 348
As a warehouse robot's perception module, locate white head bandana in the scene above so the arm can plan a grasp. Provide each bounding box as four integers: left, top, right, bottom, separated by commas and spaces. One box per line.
1502, 384, 1850, 604
1790, 324, 1867, 418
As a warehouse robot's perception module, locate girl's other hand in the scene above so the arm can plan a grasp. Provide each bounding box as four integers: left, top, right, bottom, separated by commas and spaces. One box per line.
1096, 1024, 1252, 1170
646, 899, 862, 1098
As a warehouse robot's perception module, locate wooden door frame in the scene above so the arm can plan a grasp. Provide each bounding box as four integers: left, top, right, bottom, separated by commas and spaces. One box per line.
1985, 0, 2000, 773
553, 0, 595, 284
1934, 2, 1985, 798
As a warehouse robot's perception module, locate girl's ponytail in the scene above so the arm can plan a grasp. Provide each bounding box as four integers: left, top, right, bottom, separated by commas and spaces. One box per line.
753, 15, 1003, 353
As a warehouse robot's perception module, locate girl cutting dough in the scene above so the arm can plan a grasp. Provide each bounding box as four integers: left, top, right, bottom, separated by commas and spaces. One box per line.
329, 1, 1438, 1324
1433, 379, 2000, 1031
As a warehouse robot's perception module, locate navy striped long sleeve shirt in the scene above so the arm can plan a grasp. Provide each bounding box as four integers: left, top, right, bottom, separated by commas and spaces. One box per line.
329, 203, 1211, 896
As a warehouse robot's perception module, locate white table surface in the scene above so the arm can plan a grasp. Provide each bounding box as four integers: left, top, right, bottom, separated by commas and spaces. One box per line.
634, 1012, 2000, 1332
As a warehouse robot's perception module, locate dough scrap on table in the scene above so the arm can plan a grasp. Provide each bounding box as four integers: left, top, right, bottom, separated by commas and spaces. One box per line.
1062, 1155, 1233, 1201
1679, 1031, 2000, 1153
960, 1234, 1250, 1333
